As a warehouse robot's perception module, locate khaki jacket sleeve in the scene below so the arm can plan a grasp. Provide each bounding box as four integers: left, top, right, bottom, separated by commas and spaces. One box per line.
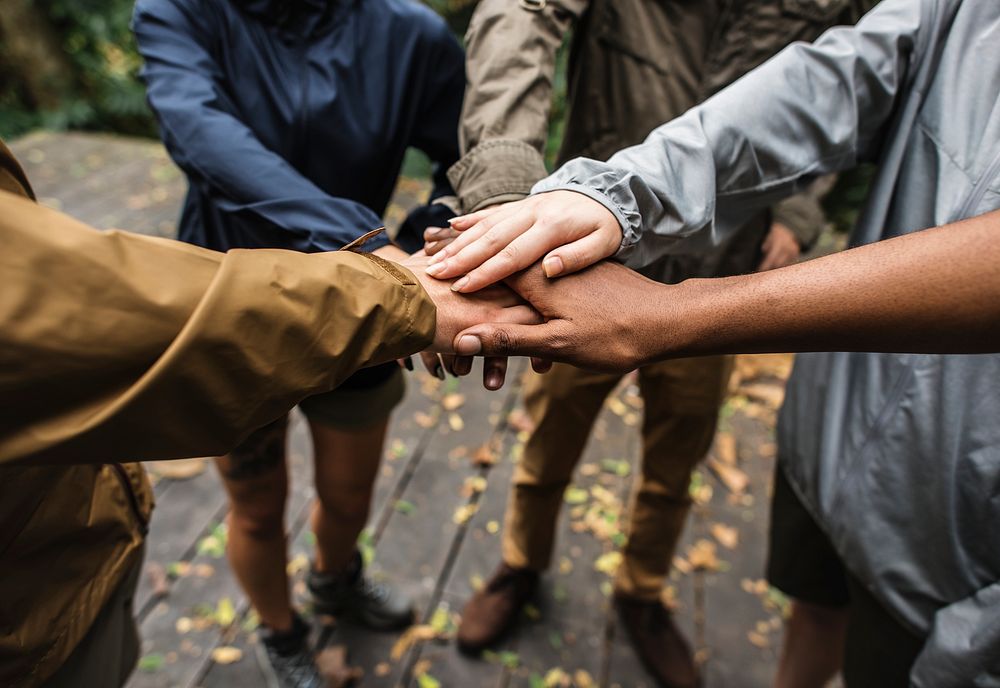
0, 192, 435, 465
772, 174, 837, 250
448, 0, 588, 212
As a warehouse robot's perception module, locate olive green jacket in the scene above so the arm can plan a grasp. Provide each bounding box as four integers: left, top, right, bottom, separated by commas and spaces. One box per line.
449, 0, 870, 275
0, 142, 435, 686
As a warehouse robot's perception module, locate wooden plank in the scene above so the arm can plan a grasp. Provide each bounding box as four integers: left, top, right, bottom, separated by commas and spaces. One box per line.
336, 361, 522, 687
127, 414, 315, 688
699, 411, 780, 688
495, 380, 632, 687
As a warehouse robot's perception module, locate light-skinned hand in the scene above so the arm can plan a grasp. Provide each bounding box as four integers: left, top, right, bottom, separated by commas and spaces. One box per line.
424, 190, 622, 293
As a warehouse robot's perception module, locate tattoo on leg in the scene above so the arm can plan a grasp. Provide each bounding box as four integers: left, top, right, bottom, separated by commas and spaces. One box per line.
223, 418, 286, 481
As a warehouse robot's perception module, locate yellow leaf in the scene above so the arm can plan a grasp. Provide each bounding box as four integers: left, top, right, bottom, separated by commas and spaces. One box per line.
472, 443, 497, 466
211, 646, 243, 665
453, 503, 479, 525
286, 553, 309, 576
215, 597, 236, 627
390, 625, 438, 661
486, 520, 500, 535
593, 551, 623, 576
710, 523, 739, 550
574, 669, 596, 688
607, 397, 628, 416
442, 393, 466, 410
707, 458, 749, 495
714, 432, 738, 466
414, 411, 436, 428
448, 413, 465, 431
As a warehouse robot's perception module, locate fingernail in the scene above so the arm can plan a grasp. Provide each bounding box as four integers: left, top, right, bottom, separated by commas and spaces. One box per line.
457, 335, 482, 355
426, 227, 441, 237
434, 363, 446, 380
451, 276, 470, 292
543, 255, 564, 278
428, 251, 446, 265
486, 372, 503, 390
448, 217, 461, 226
425, 262, 446, 277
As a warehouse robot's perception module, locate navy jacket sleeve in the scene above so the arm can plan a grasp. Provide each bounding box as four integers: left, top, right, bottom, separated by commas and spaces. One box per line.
396, 16, 465, 250
133, 0, 388, 251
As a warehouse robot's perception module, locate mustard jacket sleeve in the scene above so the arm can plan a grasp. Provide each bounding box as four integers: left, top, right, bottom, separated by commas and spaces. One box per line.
0, 191, 435, 465
447, 0, 588, 212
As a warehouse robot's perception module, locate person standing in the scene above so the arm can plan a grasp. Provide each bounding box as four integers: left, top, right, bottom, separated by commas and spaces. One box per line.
133, 1, 464, 685
431, 2, 867, 686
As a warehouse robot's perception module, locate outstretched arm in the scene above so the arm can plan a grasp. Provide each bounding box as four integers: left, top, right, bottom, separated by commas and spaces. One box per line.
0, 193, 536, 466
454, 209, 1000, 370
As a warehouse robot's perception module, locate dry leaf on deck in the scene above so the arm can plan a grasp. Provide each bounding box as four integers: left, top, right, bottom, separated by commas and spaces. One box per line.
747, 631, 770, 649
390, 625, 438, 661
210, 646, 243, 665
448, 413, 464, 431
473, 443, 497, 466
442, 393, 466, 411
453, 503, 479, 525
414, 411, 436, 429
146, 562, 170, 598
710, 523, 740, 550
708, 458, 750, 495
714, 432, 738, 466
687, 539, 721, 572
740, 382, 785, 409
506, 408, 535, 433
146, 457, 208, 480
315, 645, 364, 687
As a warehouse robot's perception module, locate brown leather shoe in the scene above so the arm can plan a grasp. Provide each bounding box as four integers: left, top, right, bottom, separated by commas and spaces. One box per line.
456, 563, 539, 654
614, 593, 701, 688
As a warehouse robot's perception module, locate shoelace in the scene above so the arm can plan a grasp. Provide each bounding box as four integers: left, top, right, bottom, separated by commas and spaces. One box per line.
357, 575, 391, 603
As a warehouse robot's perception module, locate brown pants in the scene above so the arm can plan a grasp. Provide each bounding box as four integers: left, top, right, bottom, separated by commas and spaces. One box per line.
503, 357, 732, 599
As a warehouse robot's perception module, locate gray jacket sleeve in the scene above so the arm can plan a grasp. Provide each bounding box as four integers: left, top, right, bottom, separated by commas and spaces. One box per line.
911, 582, 1000, 688
533, 0, 928, 269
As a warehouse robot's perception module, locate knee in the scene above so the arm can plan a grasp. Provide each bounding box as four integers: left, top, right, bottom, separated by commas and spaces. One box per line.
317, 489, 372, 523
227, 505, 286, 541
790, 599, 849, 629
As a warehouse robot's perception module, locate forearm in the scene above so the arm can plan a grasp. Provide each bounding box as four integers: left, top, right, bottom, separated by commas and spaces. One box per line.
448, 0, 584, 211
662, 211, 1000, 360
0, 193, 434, 465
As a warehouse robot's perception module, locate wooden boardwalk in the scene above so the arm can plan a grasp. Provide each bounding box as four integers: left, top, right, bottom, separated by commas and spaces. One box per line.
11, 131, 794, 688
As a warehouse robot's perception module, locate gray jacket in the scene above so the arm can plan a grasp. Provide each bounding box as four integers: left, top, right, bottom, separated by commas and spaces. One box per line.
535, 1, 1000, 685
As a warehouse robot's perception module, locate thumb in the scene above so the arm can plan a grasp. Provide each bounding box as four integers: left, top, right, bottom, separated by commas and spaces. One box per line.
453, 321, 564, 359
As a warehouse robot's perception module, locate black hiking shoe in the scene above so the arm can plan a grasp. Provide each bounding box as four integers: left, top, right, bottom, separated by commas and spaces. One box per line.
307, 550, 415, 631
255, 613, 324, 688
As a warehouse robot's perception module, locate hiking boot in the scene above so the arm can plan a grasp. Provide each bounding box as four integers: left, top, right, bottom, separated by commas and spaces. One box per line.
614, 593, 701, 688
456, 562, 539, 653
307, 551, 414, 631
255, 613, 324, 688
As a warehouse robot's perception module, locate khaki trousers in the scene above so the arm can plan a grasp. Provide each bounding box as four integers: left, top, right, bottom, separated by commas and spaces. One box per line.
503, 357, 732, 599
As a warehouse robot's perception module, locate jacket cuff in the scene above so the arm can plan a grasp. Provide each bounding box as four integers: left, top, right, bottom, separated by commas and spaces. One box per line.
359, 254, 437, 355
448, 140, 549, 212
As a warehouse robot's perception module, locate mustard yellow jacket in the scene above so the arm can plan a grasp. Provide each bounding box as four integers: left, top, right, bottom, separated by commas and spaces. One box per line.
0, 141, 435, 686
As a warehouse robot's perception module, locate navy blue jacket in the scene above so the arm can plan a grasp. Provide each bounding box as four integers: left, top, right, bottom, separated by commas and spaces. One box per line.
133, 0, 464, 253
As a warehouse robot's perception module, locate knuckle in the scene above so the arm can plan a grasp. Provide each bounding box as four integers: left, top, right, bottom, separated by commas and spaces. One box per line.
490, 328, 517, 356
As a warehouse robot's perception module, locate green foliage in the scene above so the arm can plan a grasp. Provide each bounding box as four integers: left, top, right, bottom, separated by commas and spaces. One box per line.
823, 164, 876, 234
0, 0, 156, 139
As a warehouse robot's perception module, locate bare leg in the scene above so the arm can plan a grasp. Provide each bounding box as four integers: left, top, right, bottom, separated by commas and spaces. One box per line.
216, 417, 292, 632
774, 599, 850, 688
309, 418, 388, 574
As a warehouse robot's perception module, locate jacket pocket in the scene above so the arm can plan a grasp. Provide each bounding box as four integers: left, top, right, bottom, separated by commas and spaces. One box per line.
781, 0, 849, 23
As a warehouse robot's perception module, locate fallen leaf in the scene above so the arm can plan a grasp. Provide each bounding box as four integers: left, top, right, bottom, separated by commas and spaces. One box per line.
146, 457, 208, 480
287, 553, 309, 575
708, 458, 750, 495
442, 393, 466, 411
563, 486, 589, 505
543, 667, 570, 687
486, 520, 500, 535
741, 382, 786, 409
558, 557, 573, 575
673, 556, 693, 575
506, 408, 535, 433
579, 463, 600, 477
374, 662, 391, 677
413, 659, 433, 678
315, 644, 364, 687
215, 597, 236, 627
593, 551, 623, 576
461, 476, 488, 497
747, 631, 770, 648
193, 563, 215, 578
211, 646, 243, 665
687, 539, 722, 572
473, 443, 497, 466
574, 669, 596, 688
660, 585, 679, 610
394, 499, 416, 516
391, 625, 438, 661
138, 654, 165, 672
715, 432, 738, 465
607, 397, 628, 416
416, 674, 441, 688
414, 411, 436, 429
146, 562, 170, 598
453, 503, 479, 525
448, 445, 469, 461
448, 413, 464, 431
175, 617, 193, 634
711, 523, 740, 550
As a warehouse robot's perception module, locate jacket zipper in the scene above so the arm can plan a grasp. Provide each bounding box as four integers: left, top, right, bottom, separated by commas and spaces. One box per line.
958, 144, 1000, 218
111, 463, 150, 535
